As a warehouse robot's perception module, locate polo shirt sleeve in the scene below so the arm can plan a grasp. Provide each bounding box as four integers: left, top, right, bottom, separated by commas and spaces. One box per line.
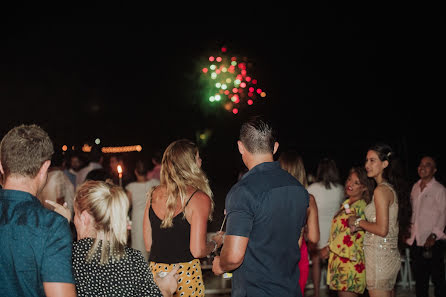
41, 215, 75, 283
225, 185, 255, 238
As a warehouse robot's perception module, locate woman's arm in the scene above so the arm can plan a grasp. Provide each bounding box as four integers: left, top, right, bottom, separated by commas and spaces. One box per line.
126, 190, 132, 207
356, 186, 392, 237
306, 194, 320, 244
143, 197, 153, 252
186, 191, 222, 258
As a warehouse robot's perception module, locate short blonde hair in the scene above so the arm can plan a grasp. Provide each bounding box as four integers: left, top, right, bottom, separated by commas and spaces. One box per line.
160, 139, 213, 228
75, 180, 129, 264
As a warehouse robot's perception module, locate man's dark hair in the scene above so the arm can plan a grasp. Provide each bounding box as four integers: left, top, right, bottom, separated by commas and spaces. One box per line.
89, 146, 103, 163
239, 116, 276, 154
85, 168, 110, 182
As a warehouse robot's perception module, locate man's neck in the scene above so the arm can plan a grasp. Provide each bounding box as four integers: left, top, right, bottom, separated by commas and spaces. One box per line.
246, 154, 274, 170
2, 176, 39, 196
420, 176, 434, 190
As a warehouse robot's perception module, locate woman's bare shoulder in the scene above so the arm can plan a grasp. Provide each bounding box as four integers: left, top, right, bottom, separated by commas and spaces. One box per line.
374, 184, 394, 201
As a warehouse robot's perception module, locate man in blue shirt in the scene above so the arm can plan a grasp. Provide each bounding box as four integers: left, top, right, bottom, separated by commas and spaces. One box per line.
0, 124, 76, 297
212, 117, 309, 297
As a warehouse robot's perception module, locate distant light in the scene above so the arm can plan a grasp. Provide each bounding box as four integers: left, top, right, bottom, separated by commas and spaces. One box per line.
215, 69, 221, 74
233, 88, 238, 93
209, 96, 215, 102
224, 90, 230, 95
82, 144, 92, 152
209, 56, 215, 61
221, 47, 227, 52
216, 82, 221, 88
211, 72, 217, 79
252, 79, 257, 84
240, 82, 246, 88
200, 133, 206, 140
215, 95, 221, 101
95, 138, 100, 145
260, 92, 266, 97
202, 68, 208, 73
222, 67, 227, 72
216, 57, 222, 62
231, 57, 237, 61
117, 165, 122, 174
226, 78, 232, 83
232, 108, 239, 114
221, 84, 227, 90
101, 145, 143, 153
248, 92, 254, 97
249, 87, 254, 92
256, 88, 262, 94
247, 99, 253, 105
62, 145, 68, 152
245, 76, 251, 82
210, 65, 216, 70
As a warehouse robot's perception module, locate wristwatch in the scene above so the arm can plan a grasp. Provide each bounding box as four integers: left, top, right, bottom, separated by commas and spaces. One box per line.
430, 233, 437, 240
354, 218, 362, 228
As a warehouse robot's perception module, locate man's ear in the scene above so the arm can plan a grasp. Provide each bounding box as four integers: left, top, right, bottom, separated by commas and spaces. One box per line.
0, 161, 4, 175
39, 160, 51, 177
237, 140, 245, 155
273, 142, 279, 155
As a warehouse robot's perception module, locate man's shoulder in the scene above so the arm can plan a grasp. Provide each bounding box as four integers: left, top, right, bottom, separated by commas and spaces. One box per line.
432, 179, 446, 190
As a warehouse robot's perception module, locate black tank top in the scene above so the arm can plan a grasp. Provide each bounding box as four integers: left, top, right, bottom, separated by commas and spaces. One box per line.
148, 189, 198, 264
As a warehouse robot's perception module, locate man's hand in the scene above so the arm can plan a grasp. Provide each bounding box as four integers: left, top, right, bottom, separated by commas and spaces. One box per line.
212, 231, 225, 248
424, 234, 436, 248
46, 200, 71, 222
154, 265, 179, 297
212, 255, 224, 275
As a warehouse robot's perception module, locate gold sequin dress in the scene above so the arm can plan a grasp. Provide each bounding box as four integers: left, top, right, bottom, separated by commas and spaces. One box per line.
363, 182, 401, 290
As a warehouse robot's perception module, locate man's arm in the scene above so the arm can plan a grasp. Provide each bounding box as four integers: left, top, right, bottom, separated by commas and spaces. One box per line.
43, 282, 77, 297
212, 235, 248, 275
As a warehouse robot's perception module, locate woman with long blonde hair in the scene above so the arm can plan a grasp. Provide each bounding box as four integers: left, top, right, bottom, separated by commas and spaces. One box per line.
143, 139, 223, 297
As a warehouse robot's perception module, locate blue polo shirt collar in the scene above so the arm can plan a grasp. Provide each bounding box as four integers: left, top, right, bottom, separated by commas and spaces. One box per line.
241, 161, 280, 180
0, 189, 38, 202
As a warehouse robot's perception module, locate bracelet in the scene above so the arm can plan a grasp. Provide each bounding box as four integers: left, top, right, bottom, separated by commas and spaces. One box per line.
210, 240, 218, 253
354, 218, 362, 228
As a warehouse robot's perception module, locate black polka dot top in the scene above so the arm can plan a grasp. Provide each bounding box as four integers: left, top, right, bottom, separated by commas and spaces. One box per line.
72, 238, 163, 297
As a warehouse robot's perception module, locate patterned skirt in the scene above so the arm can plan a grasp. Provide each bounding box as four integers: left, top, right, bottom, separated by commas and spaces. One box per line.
150, 258, 205, 297
327, 252, 366, 293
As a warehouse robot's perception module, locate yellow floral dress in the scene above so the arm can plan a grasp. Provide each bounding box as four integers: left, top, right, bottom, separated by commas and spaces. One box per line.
327, 198, 367, 293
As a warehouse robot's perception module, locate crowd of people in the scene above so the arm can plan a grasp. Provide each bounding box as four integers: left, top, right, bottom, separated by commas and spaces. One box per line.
1, 118, 445, 297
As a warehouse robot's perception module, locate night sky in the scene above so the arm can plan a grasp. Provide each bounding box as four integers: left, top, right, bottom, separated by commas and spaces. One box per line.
1, 5, 444, 223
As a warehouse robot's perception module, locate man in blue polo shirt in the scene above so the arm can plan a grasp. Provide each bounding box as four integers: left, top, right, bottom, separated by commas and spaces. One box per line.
212, 116, 309, 297
0, 124, 76, 297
